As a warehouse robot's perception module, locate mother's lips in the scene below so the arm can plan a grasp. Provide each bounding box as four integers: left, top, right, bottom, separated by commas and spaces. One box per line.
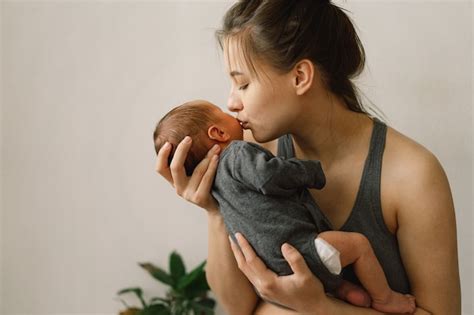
236, 118, 248, 129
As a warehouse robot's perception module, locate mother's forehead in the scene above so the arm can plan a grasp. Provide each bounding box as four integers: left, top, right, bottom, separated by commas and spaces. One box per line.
223, 39, 255, 76
223, 40, 281, 82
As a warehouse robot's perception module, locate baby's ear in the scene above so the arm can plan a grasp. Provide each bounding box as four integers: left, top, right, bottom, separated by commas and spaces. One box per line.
208, 125, 230, 142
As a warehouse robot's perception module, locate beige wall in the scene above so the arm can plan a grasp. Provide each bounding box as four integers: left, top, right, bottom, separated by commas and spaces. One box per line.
0, 1, 3, 312
1, 1, 472, 315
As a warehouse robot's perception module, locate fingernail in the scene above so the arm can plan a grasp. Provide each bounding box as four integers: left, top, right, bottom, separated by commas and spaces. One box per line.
163, 142, 170, 149
212, 144, 221, 152
282, 243, 293, 252
234, 233, 241, 244
184, 136, 192, 143
212, 155, 219, 161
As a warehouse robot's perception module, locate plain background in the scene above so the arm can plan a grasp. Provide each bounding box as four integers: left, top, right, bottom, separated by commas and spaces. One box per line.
0, 0, 472, 314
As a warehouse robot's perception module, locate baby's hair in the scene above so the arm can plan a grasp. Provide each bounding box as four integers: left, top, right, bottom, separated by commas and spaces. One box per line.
153, 101, 217, 176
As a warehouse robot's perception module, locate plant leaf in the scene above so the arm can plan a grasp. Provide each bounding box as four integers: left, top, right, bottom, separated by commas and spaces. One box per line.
195, 297, 215, 308
177, 261, 206, 290
183, 271, 210, 298
169, 251, 186, 283
117, 287, 143, 296
139, 262, 174, 287
117, 287, 147, 308
138, 304, 170, 315
149, 297, 170, 305
190, 298, 215, 315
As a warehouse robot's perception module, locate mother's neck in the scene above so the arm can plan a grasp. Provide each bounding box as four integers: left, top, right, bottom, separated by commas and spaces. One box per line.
290, 90, 372, 165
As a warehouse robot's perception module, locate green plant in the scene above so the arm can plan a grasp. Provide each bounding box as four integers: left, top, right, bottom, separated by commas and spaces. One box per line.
116, 251, 215, 315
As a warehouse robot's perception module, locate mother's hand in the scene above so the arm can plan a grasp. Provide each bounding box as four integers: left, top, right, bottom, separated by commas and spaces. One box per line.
155, 136, 221, 212
229, 233, 330, 314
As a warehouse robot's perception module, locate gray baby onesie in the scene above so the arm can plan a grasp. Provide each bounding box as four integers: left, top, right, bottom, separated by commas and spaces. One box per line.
212, 140, 343, 293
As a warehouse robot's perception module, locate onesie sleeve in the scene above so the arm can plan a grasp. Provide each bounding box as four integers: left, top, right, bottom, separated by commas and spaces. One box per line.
231, 141, 326, 196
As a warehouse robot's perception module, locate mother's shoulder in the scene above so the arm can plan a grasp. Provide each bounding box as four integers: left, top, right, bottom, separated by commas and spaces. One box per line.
380, 125, 450, 231
384, 125, 439, 170
381, 124, 455, 243
382, 125, 447, 196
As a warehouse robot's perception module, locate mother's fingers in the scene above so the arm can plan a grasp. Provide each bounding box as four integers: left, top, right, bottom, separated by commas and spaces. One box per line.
155, 141, 173, 184
229, 235, 246, 269
169, 136, 192, 192
205, 144, 221, 159
234, 233, 275, 281
194, 145, 220, 196
196, 155, 219, 194
281, 243, 312, 275
228, 234, 258, 288
187, 144, 219, 188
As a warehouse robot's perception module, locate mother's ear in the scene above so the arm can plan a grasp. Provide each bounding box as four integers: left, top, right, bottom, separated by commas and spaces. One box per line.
293, 59, 315, 96
208, 125, 231, 142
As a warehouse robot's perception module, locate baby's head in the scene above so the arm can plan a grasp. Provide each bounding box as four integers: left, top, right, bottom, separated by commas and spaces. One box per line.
153, 100, 243, 176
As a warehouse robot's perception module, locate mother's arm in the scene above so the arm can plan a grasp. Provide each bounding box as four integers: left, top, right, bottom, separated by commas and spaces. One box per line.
231, 233, 389, 315
233, 233, 435, 315
206, 131, 278, 315
155, 134, 263, 315
206, 212, 259, 315
394, 149, 461, 314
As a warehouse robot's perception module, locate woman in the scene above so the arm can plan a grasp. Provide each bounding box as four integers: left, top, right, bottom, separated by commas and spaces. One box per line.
156, 0, 461, 314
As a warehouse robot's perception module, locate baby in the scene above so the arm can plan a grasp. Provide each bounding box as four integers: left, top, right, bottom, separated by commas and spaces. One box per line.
153, 100, 416, 314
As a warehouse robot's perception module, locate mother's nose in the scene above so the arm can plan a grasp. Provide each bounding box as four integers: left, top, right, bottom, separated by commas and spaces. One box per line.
227, 93, 243, 113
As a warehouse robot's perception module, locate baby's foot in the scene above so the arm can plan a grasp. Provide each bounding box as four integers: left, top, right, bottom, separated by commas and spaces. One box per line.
372, 291, 416, 314
336, 280, 371, 308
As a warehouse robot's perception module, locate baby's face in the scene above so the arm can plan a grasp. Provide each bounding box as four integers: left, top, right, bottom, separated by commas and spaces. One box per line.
206, 103, 244, 141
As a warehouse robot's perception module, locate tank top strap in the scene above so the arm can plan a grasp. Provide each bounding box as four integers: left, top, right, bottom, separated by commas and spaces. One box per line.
347, 117, 389, 232
363, 117, 387, 200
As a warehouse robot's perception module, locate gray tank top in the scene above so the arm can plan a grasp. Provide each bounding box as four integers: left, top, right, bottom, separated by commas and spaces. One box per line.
277, 118, 411, 293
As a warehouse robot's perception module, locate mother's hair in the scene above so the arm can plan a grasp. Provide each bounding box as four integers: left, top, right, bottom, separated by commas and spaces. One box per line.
216, 0, 369, 115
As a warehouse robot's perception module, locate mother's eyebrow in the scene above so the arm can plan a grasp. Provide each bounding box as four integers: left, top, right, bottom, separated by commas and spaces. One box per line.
230, 71, 244, 77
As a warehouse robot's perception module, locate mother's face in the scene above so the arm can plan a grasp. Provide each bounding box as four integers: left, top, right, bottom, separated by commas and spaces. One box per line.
224, 41, 301, 143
